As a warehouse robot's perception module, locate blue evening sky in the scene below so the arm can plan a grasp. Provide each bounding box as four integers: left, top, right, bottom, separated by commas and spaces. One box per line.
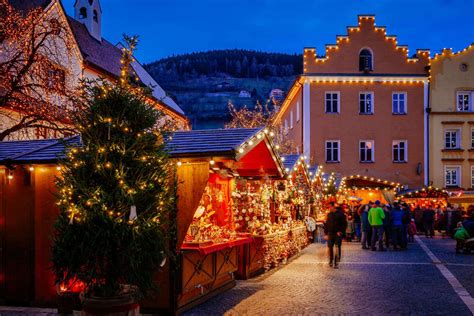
62, 0, 474, 64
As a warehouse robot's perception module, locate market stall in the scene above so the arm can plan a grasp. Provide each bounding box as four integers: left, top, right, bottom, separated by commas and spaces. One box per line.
0, 136, 81, 306
339, 175, 402, 204
308, 165, 324, 218
235, 154, 312, 279
141, 127, 285, 313
397, 187, 448, 208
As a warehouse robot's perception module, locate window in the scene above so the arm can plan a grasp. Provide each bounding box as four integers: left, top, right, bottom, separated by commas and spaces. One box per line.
359, 48, 373, 71
325, 92, 340, 113
325, 141, 340, 162
284, 119, 288, 135
296, 101, 300, 122
93, 9, 98, 22
471, 166, 474, 188
445, 166, 460, 187
359, 92, 373, 114
79, 7, 87, 19
457, 91, 473, 112
290, 110, 294, 129
359, 140, 374, 162
393, 140, 407, 162
471, 129, 474, 148
392, 92, 407, 114
46, 67, 65, 92
444, 129, 460, 149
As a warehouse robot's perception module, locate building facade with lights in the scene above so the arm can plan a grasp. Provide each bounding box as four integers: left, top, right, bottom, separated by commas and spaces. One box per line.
274, 15, 430, 188
1, 0, 188, 141
429, 44, 474, 189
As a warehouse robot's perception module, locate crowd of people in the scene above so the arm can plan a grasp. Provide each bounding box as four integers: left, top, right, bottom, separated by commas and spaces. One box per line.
323, 200, 474, 268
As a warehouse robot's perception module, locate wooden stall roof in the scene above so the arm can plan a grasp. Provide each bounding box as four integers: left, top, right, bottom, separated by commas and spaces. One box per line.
308, 165, 321, 181
397, 187, 448, 199
282, 154, 301, 171
165, 128, 261, 158
0, 135, 81, 165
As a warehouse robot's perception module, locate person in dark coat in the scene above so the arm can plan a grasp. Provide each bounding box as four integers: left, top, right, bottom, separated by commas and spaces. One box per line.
383, 205, 392, 248
390, 202, 404, 250
324, 203, 348, 269
463, 213, 474, 237
400, 203, 411, 248
360, 203, 371, 249
422, 208, 436, 238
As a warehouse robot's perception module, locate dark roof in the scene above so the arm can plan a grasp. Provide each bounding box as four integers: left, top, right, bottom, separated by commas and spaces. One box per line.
9, 0, 52, 13
165, 128, 261, 158
0, 135, 81, 164
67, 17, 123, 78
282, 154, 301, 171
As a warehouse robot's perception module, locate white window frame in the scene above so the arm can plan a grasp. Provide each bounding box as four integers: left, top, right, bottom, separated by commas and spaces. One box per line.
471, 166, 474, 188
456, 91, 472, 112
392, 140, 408, 162
471, 128, 474, 149
290, 110, 294, 129
359, 140, 374, 163
359, 92, 374, 114
284, 119, 288, 135
296, 101, 300, 122
325, 140, 340, 163
325, 91, 340, 113
392, 92, 407, 114
444, 129, 461, 149
445, 165, 461, 187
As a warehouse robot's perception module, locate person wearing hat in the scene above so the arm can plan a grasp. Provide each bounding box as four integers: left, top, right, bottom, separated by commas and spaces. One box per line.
369, 200, 386, 251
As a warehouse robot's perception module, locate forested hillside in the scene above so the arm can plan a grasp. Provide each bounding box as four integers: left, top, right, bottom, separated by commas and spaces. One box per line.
144, 50, 302, 129
145, 49, 302, 80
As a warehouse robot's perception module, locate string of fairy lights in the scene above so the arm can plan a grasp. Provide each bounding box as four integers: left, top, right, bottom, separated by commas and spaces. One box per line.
303, 15, 430, 71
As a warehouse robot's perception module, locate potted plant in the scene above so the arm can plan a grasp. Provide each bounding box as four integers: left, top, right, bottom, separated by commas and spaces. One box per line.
52, 36, 176, 315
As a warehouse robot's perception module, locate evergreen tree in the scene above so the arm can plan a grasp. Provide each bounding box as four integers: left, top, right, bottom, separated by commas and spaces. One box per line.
52, 36, 176, 298
249, 57, 258, 78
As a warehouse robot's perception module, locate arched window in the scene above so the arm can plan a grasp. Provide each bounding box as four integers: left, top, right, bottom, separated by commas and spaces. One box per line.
359, 48, 373, 71
93, 9, 98, 22
79, 7, 87, 19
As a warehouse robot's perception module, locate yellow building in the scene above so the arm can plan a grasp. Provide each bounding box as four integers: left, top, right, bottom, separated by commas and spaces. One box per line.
429, 44, 474, 189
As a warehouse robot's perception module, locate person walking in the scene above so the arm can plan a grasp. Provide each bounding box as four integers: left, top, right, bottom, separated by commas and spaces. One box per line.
390, 202, 404, 250
324, 203, 347, 268
422, 207, 435, 238
369, 200, 386, 251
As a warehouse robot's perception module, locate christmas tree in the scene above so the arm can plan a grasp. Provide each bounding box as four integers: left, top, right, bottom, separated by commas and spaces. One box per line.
52, 36, 176, 298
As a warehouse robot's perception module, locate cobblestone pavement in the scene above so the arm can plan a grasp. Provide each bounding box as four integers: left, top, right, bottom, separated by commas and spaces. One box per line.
186, 235, 474, 316
0, 236, 472, 316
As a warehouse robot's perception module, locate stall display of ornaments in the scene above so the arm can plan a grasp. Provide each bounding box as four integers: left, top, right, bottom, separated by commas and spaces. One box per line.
231, 180, 274, 235
185, 186, 236, 244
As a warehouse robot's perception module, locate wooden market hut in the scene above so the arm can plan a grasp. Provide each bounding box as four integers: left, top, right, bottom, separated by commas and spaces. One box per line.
308, 165, 324, 219
281, 154, 311, 220
0, 136, 80, 306
340, 175, 402, 204
141, 127, 285, 314
234, 154, 312, 280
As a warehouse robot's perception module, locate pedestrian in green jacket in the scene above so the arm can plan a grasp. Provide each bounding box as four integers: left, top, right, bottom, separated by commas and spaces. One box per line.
454, 222, 470, 253
369, 200, 386, 251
